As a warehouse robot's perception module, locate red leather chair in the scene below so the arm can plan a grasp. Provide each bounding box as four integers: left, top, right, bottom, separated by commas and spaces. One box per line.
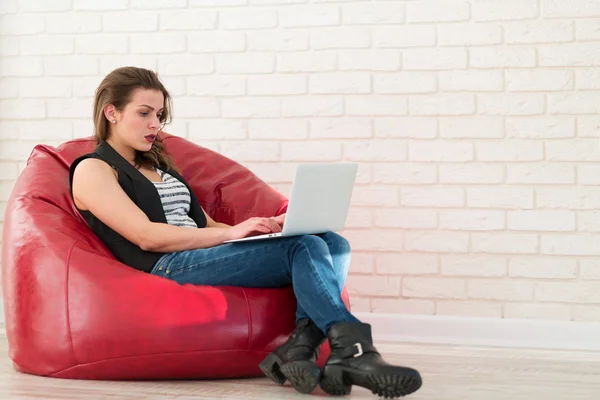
1, 133, 350, 380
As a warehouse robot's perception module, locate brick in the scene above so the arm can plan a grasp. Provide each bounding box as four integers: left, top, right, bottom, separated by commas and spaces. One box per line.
351, 187, 398, 207
132, 0, 187, 8
222, 98, 280, 118
550, 93, 600, 114
478, 94, 546, 116
217, 54, 274, 74
251, 0, 306, 3
506, 117, 575, 139
343, 2, 405, 24
543, 0, 600, 18
576, 20, 600, 41
0, 162, 18, 180
536, 281, 600, 303
407, 0, 469, 22
405, 231, 470, 253
75, 35, 129, 55
1, 139, 63, 161
0, 58, 43, 77
439, 71, 504, 92
580, 259, 600, 280
504, 303, 572, 321
339, 50, 401, 71
507, 70, 574, 92
374, 72, 437, 94
310, 72, 370, 94
440, 164, 505, 184
576, 69, 600, 90
0, 181, 16, 201
311, 27, 370, 49
159, 10, 217, 30
440, 117, 504, 139
442, 255, 507, 277
437, 301, 502, 318
579, 211, 600, 232
505, 20, 574, 44
344, 140, 407, 162
403, 277, 467, 299
0, 14, 44, 34
468, 280, 534, 301
347, 96, 407, 116
74, 0, 128, 10
476, 140, 543, 162
439, 24, 503, 46
410, 94, 475, 116
373, 209, 436, 230
19, 0, 69, 11
547, 139, 600, 162
130, 33, 186, 54
409, 140, 473, 162
470, 47, 536, 68
283, 96, 343, 117
188, 120, 247, 141
310, 119, 372, 139
173, 97, 219, 118
349, 297, 371, 313
509, 165, 575, 184
45, 56, 97, 77
509, 257, 577, 278
0, 37, 18, 56
472, 233, 538, 254
573, 305, 600, 322
539, 44, 600, 67
19, 78, 72, 98
579, 166, 600, 185
280, 5, 339, 27
473, 0, 539, 21
158, 56, 213, 76
220, 141, 279, 162
281, 142, 342, 162
187, 76, 244, 97
345, 208, 372, 228
346, 275, 401, 297
189, 32, 245, 53
248, 31, 308, 52
46, 13, 102, 33
376, 253, 438, 275
0, 122, 21, 140
401, 187, 464, 207
440, 210, 505, 231
508, 210, 576, 232
0, 99, 44, 120
103, 12, 158, 32
541, 234, 600, 256
376, 119, 437, 139
578, 116, 600, 138
373, 164, 437, 185
404, 49, 467, 71
537, 188, 600, 210
249, 75, 306, 96
0, 0, 16, 13
373, 26, 436, 48
190, 0, 246, 5
342, 229, 403, 252
349, 252, 374, 274
100, 56, 156, 75
240, 162, 297, 184
220, 9, 277, 29
277, 52, 337, 72
467, 188, 534, 209
0, 79, 17, 99
372, 299, 434, 315
248, 119, 307, 140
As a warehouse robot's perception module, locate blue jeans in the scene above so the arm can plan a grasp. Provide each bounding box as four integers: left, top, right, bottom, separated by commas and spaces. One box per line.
150, 231, 360, 333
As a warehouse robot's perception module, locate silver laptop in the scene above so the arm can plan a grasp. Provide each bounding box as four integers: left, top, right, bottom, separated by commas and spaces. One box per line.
224, 163, 358, 243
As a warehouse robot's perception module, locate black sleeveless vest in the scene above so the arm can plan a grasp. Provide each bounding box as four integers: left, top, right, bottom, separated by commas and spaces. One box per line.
68, 139, 207, 273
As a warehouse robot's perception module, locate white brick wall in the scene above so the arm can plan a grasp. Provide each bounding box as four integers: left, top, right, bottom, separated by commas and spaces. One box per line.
1, 0, 599, 324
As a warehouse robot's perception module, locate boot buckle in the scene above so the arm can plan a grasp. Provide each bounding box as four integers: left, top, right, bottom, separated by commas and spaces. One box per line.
352, 343, 363, 357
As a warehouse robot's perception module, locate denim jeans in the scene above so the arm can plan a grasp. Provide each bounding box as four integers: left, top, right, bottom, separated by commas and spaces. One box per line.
150, 231, 360, 333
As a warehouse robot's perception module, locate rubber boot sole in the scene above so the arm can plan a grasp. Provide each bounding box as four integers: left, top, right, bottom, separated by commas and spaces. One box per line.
280, 360, 322, 394
259, 352, 287, 385
320, 364, 422, 398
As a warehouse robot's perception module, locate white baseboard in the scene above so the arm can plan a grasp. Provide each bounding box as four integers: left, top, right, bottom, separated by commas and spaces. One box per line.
354, 312, 600, 352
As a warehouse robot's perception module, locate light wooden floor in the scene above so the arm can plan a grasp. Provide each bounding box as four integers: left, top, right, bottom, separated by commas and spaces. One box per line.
0, 330, 599, 400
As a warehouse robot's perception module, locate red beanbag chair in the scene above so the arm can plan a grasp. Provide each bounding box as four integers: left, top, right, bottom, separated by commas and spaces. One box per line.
1, 133, 350, 380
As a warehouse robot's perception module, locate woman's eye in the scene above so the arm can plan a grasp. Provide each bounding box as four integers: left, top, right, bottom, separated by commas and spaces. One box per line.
140, 112, 148, 116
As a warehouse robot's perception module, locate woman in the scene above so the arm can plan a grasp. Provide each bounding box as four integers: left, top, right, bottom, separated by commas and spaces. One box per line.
69, 66, 422, 398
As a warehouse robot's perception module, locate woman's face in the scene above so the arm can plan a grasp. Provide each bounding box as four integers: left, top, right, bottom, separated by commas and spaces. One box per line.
108, 88, 165, 153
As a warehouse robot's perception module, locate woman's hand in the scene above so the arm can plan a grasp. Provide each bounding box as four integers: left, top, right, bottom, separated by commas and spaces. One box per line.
271, 213, 286, 227
225, 217, 282, 241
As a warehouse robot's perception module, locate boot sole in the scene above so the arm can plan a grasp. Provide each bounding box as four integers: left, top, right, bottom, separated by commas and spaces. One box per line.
320, 365, 422, 398
259, 353, 287, 385
280, 361, 322, 394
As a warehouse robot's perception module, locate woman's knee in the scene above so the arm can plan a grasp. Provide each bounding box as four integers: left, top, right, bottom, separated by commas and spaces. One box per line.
320, 231, 351, 254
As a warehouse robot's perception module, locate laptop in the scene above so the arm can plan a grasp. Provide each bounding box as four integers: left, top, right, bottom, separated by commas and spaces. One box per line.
224, 163, 358, 243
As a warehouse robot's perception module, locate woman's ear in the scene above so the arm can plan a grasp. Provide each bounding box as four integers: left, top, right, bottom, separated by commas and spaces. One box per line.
104, 104, 118, 123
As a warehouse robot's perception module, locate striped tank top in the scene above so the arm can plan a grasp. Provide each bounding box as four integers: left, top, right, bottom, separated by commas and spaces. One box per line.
152, 167, 198, 229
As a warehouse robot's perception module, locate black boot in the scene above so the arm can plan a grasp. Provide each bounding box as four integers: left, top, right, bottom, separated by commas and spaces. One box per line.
259, 318, 326, 394
320, 322, 422, 398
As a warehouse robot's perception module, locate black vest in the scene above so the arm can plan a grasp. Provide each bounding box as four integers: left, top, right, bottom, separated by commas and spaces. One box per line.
68, 140, 207, 273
